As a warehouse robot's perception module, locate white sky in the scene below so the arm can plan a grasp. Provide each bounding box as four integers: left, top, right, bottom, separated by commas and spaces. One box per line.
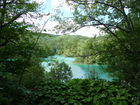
70, 26, 101, 37
21, 0, 101, 37
51, 0, 74, 12
32, 0, 46, 4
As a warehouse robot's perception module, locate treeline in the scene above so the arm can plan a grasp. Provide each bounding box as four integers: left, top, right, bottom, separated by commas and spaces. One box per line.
41, 29, 140, 92
40, 34, 105, 64
2, 29, 139, 105
41, 26, 140, 92
1, 0, 140, 104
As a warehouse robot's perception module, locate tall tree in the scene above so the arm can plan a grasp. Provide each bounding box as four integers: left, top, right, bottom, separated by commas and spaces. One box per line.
64, 0, 140, 90
0, 0, 38, 47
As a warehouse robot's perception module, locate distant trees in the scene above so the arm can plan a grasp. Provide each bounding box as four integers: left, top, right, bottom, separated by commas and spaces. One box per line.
45, 35, 105, 64
45, 35, 87, 56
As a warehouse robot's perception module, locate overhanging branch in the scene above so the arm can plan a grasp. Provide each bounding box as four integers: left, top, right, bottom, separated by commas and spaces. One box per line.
0, 11, 27, 29
68, 0, 124, 14
0, 0, 15, 7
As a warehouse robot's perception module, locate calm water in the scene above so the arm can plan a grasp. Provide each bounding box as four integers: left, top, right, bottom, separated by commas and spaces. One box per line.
42, 55, 113, 81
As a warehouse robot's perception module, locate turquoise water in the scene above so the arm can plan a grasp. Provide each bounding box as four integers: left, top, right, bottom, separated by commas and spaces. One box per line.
42, 56, 113, 81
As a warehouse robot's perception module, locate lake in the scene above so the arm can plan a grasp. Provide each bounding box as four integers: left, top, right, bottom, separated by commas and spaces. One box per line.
42, 55, 113, 81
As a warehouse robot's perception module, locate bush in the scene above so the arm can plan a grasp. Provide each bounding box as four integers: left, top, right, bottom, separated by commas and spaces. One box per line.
46, 61, 72, 82
24, 79, 140, 105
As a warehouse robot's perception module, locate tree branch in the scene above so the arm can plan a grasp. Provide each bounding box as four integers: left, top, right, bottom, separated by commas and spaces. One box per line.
82, 23, 129, 33
96, 1, 124, 14
69, 0, 124, 14
0, 0, 7, 25
69, 0, 133, 33
118, 0, 134, 32
0, 11, 27, 29
87, 16, 136, 57
0, 0, 15, 7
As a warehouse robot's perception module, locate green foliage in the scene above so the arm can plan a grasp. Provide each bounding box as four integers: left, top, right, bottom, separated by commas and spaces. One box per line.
40, 29, 140, 91
64, 0, 140, 91
98, 29, 140, 91
23, 79, 140, 105
0, 33, 47, 105
44, 35, 88, 56
44, 34, 105, 64
46, 60, 72, 82
1, 0, 140, 104
0, 1, 50, 105
0, 0, 38, 47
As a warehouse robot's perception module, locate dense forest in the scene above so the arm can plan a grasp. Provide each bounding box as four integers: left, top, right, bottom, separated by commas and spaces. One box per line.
0, 0, 140, 105
41, 34, 105, 64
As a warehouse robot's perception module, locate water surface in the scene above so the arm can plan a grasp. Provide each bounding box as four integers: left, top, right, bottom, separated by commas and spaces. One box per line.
42, 56, 113, 81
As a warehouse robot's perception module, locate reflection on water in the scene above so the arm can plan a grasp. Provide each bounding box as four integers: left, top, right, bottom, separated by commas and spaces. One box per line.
42, 55, 113, 81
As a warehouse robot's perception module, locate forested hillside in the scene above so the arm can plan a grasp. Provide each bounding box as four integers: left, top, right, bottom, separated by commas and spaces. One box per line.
37, 34, 105, 64
1, 0, 140, 105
